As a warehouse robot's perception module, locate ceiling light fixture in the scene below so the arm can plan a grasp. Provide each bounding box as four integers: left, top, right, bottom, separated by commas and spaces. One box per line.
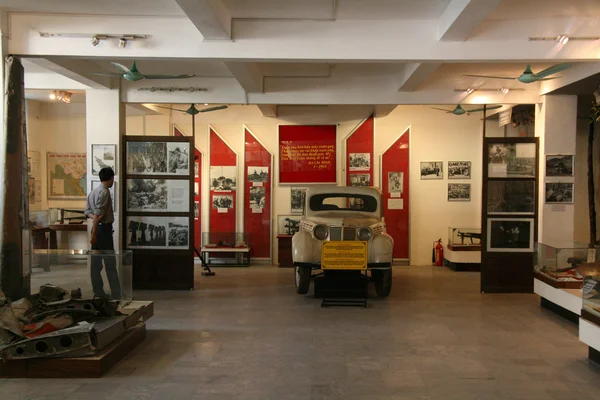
119, 37, 127, 48
49, 92, 56, 100
40, 32, 147, 47
91, 35, 100, 47
500, 87, 509, 94
49, 90, 72, 104
137, 87, 209, 93
204, 103, 209, 106
556, 34, 570, 45
466, 87, 474, 94
529, 35, 599, 43
454, 88, 525, 93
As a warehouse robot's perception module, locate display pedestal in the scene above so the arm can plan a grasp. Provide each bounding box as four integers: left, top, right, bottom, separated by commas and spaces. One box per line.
579, 317, 600, 365
534, 278, 581, 324
277, 235, 293, 268
444, 246, 481, 272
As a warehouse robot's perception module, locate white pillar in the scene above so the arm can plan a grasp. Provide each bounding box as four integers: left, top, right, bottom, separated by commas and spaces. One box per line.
85, 88, 125, 249
535, 95, 577, 245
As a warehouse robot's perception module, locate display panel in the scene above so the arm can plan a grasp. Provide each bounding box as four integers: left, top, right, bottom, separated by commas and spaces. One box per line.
91, 144, 116, 175
488, 143, 536, 178
47, 153, 87, 199
487, 218, 534, 252
487, 180, 535, 214
126, 178, 189, 212
209, 128, 237, 234
279, 125, 336, 184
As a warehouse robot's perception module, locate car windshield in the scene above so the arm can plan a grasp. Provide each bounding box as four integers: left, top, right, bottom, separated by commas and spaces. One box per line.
309, 194, 378, 212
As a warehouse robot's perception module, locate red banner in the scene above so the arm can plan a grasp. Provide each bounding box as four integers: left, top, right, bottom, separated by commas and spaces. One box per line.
209, 128, 237, 235
244, 128, 272, 259
346, 115, 374, 188
381, 128, 410, 259
279, 125, 337, 184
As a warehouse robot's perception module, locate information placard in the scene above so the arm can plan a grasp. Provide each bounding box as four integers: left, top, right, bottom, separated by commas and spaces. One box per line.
321, 241, 367, 270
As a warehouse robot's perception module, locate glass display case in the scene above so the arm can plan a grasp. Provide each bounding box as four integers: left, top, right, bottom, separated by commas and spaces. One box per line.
31, 249, 133, 305
583, 275, 600, 321
447, 227, 481, 250
534, 242, 590, 289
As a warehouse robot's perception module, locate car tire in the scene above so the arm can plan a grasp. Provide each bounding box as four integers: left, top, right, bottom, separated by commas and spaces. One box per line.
372, 267, 392, 297
294, 266, 311, 294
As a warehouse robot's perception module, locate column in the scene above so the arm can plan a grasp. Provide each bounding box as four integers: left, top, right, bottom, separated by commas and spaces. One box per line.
535, 95, 577, 245
85, 88, 125, 249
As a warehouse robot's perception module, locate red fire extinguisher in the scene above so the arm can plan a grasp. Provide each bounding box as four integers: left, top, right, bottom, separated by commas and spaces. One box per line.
432, 239, 444, 266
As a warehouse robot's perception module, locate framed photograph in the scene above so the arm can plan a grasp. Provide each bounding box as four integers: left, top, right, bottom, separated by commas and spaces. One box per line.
194, 161, 199, 178
212, 194, 234, 209
126, 179, 189, 212
546, 155, 574, 177
487, 181, 535, 214
167, 142, 190, 175
210, 166, 237, 191
126, 216, 168, 249
278, 215, 302, 236
487, 218, 534, 252
194, 182, 199, 197
388, 172, 403, 194
420, 161, 443, 180
545, 182, 574, 204
168, 217, 190, 249
448, 183, 470, 202
92, 144, 116, 175
448, 161, 471, 179
488, 143, 536, 178
127, 142, 167, 175
349, 153, 370, 171
194, 201, 199, 219
349, 174, 370, 187
249, 187, 266, 209
291, 187, 307, 214
91, 180, 116, 212
248, 166, 269, 183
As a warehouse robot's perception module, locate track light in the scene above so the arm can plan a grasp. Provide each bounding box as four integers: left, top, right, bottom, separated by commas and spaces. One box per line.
204, 103, 209, 106
49, 92, 56, 100
466, 88, 474, 94
119, 37, 127, 48
91, 35, 100, 46
49, 90, 72, 104
556, 34, 570, 45
500, 87, 509, 94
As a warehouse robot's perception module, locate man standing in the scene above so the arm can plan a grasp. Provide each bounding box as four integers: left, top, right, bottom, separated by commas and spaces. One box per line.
85, 167, 121, 299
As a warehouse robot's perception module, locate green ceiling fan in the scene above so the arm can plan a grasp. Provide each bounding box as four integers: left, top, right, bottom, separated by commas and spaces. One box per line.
92, 61, 195, 82
155, 104, 228, 135
464, 63, 571, 84
431, 104, 502, 116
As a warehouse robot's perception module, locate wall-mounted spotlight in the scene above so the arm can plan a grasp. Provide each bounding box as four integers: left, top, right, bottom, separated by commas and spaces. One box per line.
49, 90, 72, 104
91, 35, 100, 46
466, 87, 474, 94
40, 32, 147, 48
556, 34, 569, 45
529, 35, 599, 43
500, 87, 510, 94
119, 37, 127, 48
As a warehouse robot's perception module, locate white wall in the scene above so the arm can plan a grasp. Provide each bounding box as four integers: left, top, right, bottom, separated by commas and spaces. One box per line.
127, 104, 485, 266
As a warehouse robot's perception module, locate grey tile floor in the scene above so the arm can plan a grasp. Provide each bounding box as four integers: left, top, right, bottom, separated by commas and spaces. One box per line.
3, 265, 600, 399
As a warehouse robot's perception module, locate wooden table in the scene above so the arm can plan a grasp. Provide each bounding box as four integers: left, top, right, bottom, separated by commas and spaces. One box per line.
33, 223, 87, 249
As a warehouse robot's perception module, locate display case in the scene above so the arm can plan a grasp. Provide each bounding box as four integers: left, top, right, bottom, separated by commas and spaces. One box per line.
31, 249, 133, 305
447, 227, 481, 250
534, 242, 589, 289
583, 275, 600, 322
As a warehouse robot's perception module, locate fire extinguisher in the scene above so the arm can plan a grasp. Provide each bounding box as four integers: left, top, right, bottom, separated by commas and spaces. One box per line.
432, 239, 444, 266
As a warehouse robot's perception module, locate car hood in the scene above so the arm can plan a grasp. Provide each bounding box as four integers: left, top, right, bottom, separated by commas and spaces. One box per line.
305, 213, 380, 227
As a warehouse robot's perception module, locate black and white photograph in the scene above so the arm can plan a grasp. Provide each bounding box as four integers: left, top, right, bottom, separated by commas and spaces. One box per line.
488, 144, 514, 164
250, 187, 266, 209
488, 143, 536, 178
448, 161, 471, 179
487, 181, 535, 214
194, 201, 199, 219
168, 217, 189, 248
349, 197, 365, 210
545, 182, 574, 204
167, 142, 190, 175
278, 215, 301, 235
350, 174, 370, 187
127, 216, 168, 249
420, 162, 443, 179
213, 194, 234, 209
211, 166, 237, 191
487, 218, 534, 252
91, 180, 116, 212
349, 153, 370, 171
126, 179, 189, 212
92, 144, 116, 175
127, 142, 167, 174
448, 183, 471, 201
194, 182, 199, 197
195, 161, 199, 178
546, 155, 574, 177
248, 166, 269, 183
291, 187, 307, 214
388, 172, 403, 193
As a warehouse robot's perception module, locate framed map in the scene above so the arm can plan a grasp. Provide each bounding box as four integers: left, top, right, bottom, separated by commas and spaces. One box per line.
47, 153, 87, 199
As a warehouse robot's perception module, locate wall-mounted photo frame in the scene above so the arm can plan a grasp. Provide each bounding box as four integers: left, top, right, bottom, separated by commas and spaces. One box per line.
92, 144, 116, 175
545, 182, 574, 204
126, 178, 189, 213
487, 218, 534, 253
290, 187, 307, 214
447, 183, 470, 202
420, 161, 443, 180
488, 143, 536, 178
546, 155, 574, 177
487, 180, 535, 215
448, 161, 471, 179
278, 214, 302, 236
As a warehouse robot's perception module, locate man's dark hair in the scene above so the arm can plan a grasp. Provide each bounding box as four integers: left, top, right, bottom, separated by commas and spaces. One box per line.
99, 167, 115, 182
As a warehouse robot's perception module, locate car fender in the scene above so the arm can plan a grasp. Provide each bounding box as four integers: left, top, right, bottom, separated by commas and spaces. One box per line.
371, 233, 394, 264
292, 231, 321, 264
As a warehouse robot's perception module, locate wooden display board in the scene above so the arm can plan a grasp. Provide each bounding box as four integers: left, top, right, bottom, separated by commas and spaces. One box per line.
481, 137, 539, 293
121, 135, 194, 290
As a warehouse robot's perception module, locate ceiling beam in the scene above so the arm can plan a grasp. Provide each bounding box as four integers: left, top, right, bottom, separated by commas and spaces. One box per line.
397, 63, 441, 92
174, 0, 231, 40
257, 104, 277, 117
25, 57, 114, 89
224, 62, 263, 93
438, 0, 502, 41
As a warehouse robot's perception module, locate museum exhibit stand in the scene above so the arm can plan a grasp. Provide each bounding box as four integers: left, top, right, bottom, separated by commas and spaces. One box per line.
445, 227, 481, 271
201, 232, 251, 266
580, 274, 600, 363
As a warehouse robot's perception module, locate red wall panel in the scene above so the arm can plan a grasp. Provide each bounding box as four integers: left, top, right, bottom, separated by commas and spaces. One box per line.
209, 128, 237, 234
346, 115, 374, 188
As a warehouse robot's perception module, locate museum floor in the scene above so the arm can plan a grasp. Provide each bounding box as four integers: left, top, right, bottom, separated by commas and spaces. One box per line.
4, 265, 600, 400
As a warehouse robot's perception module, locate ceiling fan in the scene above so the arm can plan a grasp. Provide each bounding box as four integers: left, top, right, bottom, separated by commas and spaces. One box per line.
431, 104, 502, 116
92, 61, 195, 82
463, 63, 571, 84
155, 104, 228, 135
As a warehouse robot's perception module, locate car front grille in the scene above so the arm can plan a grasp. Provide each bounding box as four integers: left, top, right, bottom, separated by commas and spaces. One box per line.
329, 226, 356, 241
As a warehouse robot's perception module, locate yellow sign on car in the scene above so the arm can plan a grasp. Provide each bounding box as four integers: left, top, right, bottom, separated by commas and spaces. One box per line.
321, 241, 367, 270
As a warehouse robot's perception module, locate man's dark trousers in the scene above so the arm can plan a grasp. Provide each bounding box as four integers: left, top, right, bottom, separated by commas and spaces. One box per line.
91, 223, 121, 298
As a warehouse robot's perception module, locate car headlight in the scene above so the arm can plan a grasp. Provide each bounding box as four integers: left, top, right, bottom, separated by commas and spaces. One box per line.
357, 227, 373, 241
313, 225, 329, 240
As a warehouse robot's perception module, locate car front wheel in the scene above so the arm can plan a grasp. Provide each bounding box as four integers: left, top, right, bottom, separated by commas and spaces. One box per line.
294, 266, 311, 294
372, 267, 392, 297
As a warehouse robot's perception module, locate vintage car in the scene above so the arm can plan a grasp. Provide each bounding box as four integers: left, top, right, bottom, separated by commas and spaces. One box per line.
292, 186, 394, 297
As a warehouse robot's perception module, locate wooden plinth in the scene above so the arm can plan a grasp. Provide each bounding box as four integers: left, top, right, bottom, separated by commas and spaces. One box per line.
0, 324, 146, 378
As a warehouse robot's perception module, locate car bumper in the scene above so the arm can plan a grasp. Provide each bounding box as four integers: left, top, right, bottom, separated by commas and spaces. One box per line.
293, 262, 391, 270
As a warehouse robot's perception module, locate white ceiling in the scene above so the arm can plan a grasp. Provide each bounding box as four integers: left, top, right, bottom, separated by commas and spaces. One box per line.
0, 0, 185, 16
488, 0, 600, 19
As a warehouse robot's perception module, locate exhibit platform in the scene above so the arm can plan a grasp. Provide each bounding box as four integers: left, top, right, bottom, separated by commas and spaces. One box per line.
534, 278, 581, 324
579, 315, 600, 365
444, 246, 481, 272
